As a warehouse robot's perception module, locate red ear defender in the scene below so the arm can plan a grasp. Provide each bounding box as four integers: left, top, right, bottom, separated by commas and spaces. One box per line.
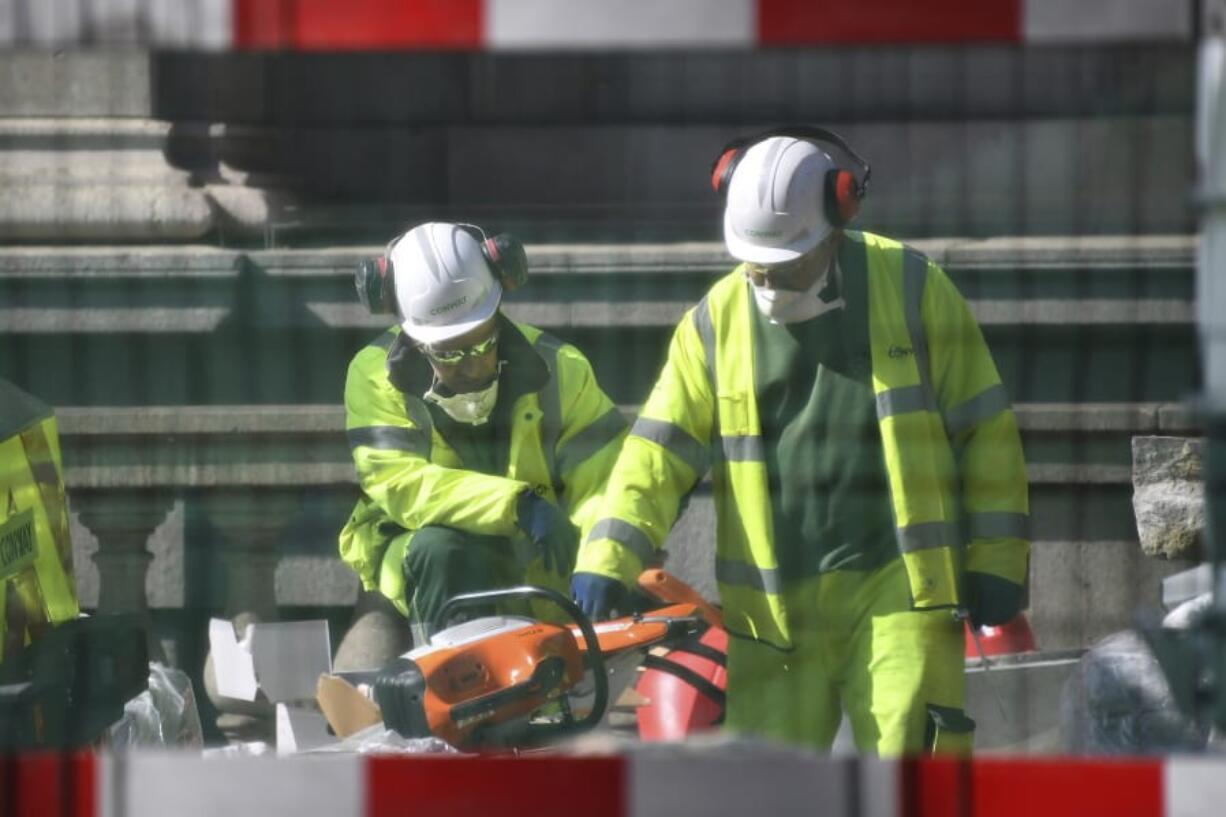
714, 126, 871, 223
710, 148, 742, 195
483, 238, 501, 265
826, 169, 863, 227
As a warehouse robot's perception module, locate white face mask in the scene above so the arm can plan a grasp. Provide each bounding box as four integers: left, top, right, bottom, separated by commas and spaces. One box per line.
424, 377, 499, 425
750, 260, 845, 324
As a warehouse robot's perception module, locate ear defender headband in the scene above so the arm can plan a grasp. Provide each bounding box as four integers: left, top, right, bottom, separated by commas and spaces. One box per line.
709, 125, 872, 228
354, 225, 529, 316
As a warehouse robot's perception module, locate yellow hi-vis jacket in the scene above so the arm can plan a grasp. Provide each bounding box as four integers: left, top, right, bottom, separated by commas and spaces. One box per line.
0, 379, 80, 664
576, 231, 1030, 649
339, 319, 628, 594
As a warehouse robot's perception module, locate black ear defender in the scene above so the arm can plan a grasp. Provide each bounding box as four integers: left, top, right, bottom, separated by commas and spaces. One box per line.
355, 254, 396, 315
709, 125, 872, 228
464, 226, 529, 293
354, 226, 530, 316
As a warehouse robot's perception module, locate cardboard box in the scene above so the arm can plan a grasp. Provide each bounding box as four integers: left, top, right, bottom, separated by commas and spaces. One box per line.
208, 618, 335, 754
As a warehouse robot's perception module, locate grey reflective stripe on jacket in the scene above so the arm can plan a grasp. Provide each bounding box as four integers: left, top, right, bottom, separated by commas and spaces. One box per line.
585, 517, 655, 564
718, 434, 765, 463
715, 556, 782, 595
534, 332, 565, 494
943, 384, 1012, 437
897, 520, 958, 553
630, 416, 708, 476
346, 425, 430, 456
876, 385, 930, 419
691, 296, 719, 398
558, 406, 628, 477
901, 249, 939, 414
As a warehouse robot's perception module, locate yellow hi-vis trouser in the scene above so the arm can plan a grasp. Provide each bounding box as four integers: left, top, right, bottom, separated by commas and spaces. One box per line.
724, 557, 972, 757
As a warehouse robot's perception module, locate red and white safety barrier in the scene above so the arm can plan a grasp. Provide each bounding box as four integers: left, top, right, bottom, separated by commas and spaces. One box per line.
0, 0, 1194, 50
4, 751, 1226, 817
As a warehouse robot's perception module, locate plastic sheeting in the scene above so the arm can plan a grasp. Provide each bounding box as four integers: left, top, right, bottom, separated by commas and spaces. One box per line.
106, 662, 204, 750
306, 724, 461, 755
201, 725, 460, 757
1061, 629, 1210, 754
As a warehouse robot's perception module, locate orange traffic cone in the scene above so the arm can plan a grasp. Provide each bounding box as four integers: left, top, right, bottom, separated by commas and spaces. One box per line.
964, 613, 1037, 658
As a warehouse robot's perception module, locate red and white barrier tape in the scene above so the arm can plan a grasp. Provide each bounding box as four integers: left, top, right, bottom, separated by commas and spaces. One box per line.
4, 751, 1226, 817
0, 0, 1194, 50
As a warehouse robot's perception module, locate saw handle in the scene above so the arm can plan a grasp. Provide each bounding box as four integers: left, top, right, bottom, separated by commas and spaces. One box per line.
636, 569, 723, 628
437, 585, 609, 737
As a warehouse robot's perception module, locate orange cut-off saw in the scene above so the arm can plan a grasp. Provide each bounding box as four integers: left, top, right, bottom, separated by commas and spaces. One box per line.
317, 575, 715, 749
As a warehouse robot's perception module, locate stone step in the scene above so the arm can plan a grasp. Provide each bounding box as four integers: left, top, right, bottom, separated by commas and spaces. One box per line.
0, 117, 1195, 242
150, 47, 1191, 124
0, 235, 1196, 329
1, 47, 1192, 122
0, 120, 215, 239
0, 46, 1194, 242
1, 236, 1198, 407
0, 118, 290, 241
0, 51, 153, 118
51, 401, 1195, 490
218, 116, 1196, 240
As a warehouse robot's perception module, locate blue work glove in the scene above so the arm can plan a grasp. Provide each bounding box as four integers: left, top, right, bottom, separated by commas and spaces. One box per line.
965, 571, 1024, 629
515, 491, 578, 575
570, 572, 627, 622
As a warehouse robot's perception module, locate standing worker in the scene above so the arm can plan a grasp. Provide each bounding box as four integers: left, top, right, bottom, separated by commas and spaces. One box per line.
1, 378, 80, 663
571, 128, 1029, 755
339, 222, 627, 645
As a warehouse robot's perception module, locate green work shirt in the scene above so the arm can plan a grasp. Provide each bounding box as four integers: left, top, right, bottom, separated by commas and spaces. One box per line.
750, 242, 897, 581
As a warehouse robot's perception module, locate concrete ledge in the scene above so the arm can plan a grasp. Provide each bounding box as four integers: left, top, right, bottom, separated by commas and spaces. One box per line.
0, 235, 1196, 331
54, 401, 1194, 437
57, 404, 346, 434
0, 183, 215, 241
149, 47, 1193, 124
52, 402, 1195, 492
966, 649, 1084, 753
1029, 538, 1195, 650
252, 235, 1197, 275
240, 118, 1195, 238
1014, 402, 1194, 432
53, 404, 1188, 641
0, 51, 153, 117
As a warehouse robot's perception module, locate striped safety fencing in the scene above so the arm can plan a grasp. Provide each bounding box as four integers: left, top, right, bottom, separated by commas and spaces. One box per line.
0, 0, 1196, 50
3, 750, 1226, 817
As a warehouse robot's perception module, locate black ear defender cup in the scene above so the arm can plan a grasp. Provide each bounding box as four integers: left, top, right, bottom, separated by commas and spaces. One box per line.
355, 255, 396, 315
479, 232, 529, 293
709, 125, 872, 228
355, 227, 531, 316
458, 224, 530, 293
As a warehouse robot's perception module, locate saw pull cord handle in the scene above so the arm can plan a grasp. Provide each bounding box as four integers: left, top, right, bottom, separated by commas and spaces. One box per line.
437, 585, 610, 736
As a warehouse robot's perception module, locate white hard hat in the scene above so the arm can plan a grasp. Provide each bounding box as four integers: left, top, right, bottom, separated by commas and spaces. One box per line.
391, 222, 502, 345
723, 136, 835, 265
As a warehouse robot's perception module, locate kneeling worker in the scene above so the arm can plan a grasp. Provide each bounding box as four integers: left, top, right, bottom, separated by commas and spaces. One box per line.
339, 222, 627, 643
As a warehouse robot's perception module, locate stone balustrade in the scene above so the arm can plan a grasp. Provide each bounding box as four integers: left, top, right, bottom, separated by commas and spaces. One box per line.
53, 400, 1200, 657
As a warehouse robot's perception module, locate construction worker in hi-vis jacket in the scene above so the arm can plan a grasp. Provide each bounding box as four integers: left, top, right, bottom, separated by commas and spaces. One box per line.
571, 129, 1030, 756
339, 222, 627, 643
1, 378, 80, 664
